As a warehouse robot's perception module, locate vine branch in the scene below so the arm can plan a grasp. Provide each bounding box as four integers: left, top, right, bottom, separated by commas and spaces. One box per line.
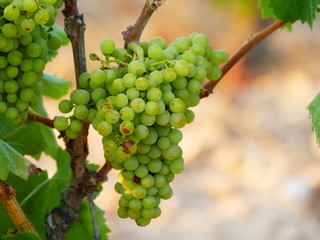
200, 19, 288, 98
0, 180, 37, 233
27, 109, 54, 128
123, 1, 165, 47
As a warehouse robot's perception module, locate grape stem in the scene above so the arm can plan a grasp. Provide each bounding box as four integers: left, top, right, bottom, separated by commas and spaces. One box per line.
123, 2, 165, 48
200, 19, 288, 98
0, 180, 38, 233
128, 42, 145, 63
27, 109, 54, 128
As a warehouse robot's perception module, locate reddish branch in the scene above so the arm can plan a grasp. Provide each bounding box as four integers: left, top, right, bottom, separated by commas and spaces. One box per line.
123, 1, 164, 47
0, 180, 37, 233
28, 110, 54, 128
200, 19, 288, 98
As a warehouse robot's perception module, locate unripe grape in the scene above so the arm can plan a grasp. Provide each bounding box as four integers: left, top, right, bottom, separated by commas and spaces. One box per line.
100, 39, 115, 55
53, 116, 68, 131
73, 105, 88, 120
70, 89, 90, 105
174, 60, 190, 77
132, 185, 147, 199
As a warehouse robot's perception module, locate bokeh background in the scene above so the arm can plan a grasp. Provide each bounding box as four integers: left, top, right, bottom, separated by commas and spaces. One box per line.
38, 0, 320, 239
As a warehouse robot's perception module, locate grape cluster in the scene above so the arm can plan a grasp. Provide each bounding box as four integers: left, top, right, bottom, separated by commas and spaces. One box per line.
55, 33, 229, 226
0, 0, 63, 124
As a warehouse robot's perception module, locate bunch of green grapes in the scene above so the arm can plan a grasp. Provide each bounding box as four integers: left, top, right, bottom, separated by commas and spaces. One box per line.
0, 0, 63, 124
54, 33, 229, 226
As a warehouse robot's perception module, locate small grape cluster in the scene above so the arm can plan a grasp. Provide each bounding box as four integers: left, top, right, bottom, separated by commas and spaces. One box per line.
54, 33, 228, 226
0, 0, 64, 124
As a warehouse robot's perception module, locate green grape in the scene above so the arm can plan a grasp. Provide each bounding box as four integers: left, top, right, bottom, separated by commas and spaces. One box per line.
114, 93, 129, 108
127, 60, 146, 76
73, 104, 88, 120
114, 182, 124, 194
110, 78, 126, 94
209, 49, 229, 65
112, 48, 129, 61
20, 87, 34, 102
140, 112, 155, 126
79, 72, 90, 89
141, 208, 155, 219
91, 68, 106, 85
4, 80, 19, 93
174, 60, 190, 77
119, 121, 134, 135
65, 126, 80, 139
0, 34, 8, 49
34, 9, 50, 24
162, 91, 175, 105
133, 124, 149, 139
148, 44, 164, 60
120, 107, 135, 121
47, 34, 61, 50
123, 73, 136, 88
137, 142, 151, 154
7, 93, 18, 103
187, 79, 202, 93
33, 59, 46, 73
163, 68, 177, 82
169, 157, 184, 174
207, 65, 222, 81
5, 107, 19, 120
172, 76, 187, 90
153, 125, 170, 137
7, 50, 23, 66
149, 70, 163, 85
169, 98, 186, 113
145, 101, 159, 115
123, 156, 139, 171
70, 89, 90, 105
86, 109, 98, 123
147, 186, 158, 196
126, 87, 140, 100
157, 137, 171, 150
117, 207, 128, 218
58, 99, 73, 113
130, 98, 145, 113
150, 36, 166, 49
6, 65, 20, 79
132, 185, 147, 199
185, 109, 195, 123
167, 128, 183, 144
140, 174, 154, 188
147, 88, 162, 102
118, 195, 129, 208
155, 110, 170, 126
0, 56, 8, 69
91, 88, 107, 104
147, 159, 162, 173
26, 43, 42, 58
190, 43, 206, 56
2, 23, 18, 38
104, 109, 119, 124
70, 119, 83, 132
15, 99, 28, 112
182, 50, 197, 64
158, 184, 173, 199
158, 164, 170, 176
21, 18, 35, 33
173, 37, 191, 53
137, 154, 150, 165
4, 4, 20, 21
100, 38, 115, 55
128, 209, 141, 220
53, 116, 68, 131
188, 92, 200, 107
0, 102, 8, 113
103, 138, 117, 156
135, 164, 148, 178
173, 89, 189, 102
97, 121, 112, 136
20, 59, 33, 72
142, 196, 156, 210
129, 199, 142, 212
135, 77, 149, 91
23, 0, 39, 12
154, 174, 167, 188
162, 144, 182, 160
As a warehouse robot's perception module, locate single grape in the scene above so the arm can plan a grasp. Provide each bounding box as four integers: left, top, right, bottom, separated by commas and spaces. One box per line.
158, 184, 173, 199
2, 23, 17, 38
20, 88, 35, 102
73, 105, 89, 120
130, 98, 145, 113
4, 4, 20, 21
70, 89, 91, 105
97, 121, 112, 136
148, 44, 164, 60
145, 101, 159, 115
123, 156, 139, 171
91, 68, 106, 85
133, 124, 149, 139
114, 93, 129, 108
53, 116, 68, 131
135, 77, 149, 91
23, 0, 39, 12
132, 185, 147, 199
129, 199, 142, 212
174, 60, 190, 77
209, 49, 229, 65
34, 9, 50, 24
120, 107, 135, 121
140, 112, 155, 126
135, 164, 149, 178
163, 68, 177, 83
169, 98, 186, 113
123, 73, 136, 88
100, 39, 115, 55
119, 121, 134, 135
26, 43, 42, 58
127, 60, 146, 76
21, 18, 35, 33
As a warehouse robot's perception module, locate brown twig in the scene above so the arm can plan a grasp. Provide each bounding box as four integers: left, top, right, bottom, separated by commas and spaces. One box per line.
200, 19, 288, 98
123, 1, 165, 47
0, 180, 37, 233
96, 161, 112, 183
27, 110, 54, 128
87, 195, 101, 240
46, 1, 90, 239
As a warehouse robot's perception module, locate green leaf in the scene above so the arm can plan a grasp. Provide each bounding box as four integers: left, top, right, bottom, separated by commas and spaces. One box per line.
42, 74, 72, 100
308, 92, 320, 145
65, 201, 110, 240
0, 203, 15, 236
269, 0, 318, 27
1, 232, 41, 240
258, 0, 274, 19
0, 140, 32, 180
5, 147, 72, 239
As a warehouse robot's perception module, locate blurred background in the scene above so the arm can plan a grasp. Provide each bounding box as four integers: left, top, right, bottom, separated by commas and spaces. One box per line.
40, 0, 320, 239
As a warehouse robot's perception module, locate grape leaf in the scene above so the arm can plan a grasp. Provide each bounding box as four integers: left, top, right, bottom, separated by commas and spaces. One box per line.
65, 201, 110, 240
308, 92, 320, 145
5, 147, 71, 239
1, 232, 41, 240
42, 74, 72, 100
259, 0, 319, 27
0, 140, 32, 180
